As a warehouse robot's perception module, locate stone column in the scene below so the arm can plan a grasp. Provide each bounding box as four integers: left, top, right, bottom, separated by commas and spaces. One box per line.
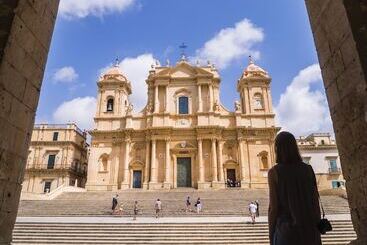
154, 85, 159, 113
111, 143, 120, 190
218, 140, 224, 182
211, 139, 218, 182
143, 140, 150, 189
164, 138, 171, 189
238, 140, 246, 182
245, 88, 251, 114
198, 84, 202, 112
198, 139, 204, 183
149, 139, 157, 184
262, 87, 269, 112
209, 85, 213, 112
121, 138, 130, 189
165, 85, 169, 112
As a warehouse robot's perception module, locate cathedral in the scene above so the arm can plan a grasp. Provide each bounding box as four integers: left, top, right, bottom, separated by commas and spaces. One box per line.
86, 56, 279, 191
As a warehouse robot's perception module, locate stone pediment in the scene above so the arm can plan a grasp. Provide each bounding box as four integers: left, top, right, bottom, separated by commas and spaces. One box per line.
155, 61, 214, 78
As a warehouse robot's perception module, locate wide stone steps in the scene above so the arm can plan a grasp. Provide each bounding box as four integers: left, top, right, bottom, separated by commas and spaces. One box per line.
12, 221, 356, 245
18, 189, 350, 216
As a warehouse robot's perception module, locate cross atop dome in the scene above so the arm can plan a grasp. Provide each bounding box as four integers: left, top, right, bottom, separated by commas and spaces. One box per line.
179, 42, 188, 61
114, 57, 120, 67
248, 55, 254, 65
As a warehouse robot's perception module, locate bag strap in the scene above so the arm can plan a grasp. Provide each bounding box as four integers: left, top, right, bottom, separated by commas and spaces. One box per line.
318, 192, 326, 218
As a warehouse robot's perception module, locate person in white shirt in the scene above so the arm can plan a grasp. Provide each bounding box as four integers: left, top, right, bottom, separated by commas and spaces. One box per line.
195, 197, 202, 214
155, 199, 162, 218
249, 202, 258, 224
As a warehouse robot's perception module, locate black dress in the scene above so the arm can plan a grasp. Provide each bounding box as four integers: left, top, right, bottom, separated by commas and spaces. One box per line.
268, 163, 322, 245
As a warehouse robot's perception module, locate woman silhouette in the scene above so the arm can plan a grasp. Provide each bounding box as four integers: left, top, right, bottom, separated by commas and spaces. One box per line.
268, 131, 321, 245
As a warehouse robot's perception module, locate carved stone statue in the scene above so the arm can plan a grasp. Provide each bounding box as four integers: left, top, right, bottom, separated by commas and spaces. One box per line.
235, 100, 241, 112
127, 103, 133, 115
214, 100, 220, 112
146, 102, 153, 113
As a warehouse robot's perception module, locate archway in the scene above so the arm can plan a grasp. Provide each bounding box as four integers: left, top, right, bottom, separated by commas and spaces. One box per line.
0, 1, 366, 244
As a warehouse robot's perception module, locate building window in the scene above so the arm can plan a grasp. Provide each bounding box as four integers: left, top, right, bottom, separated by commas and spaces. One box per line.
47, 154, 56, 169
253, 93, 264, 109
321, 140, 325, 145
178, 96, 189, 114
107, 98, 114, 112
53, 132, 59, 141
44, 181, 51, 193
332, 180, 345, 189
328, 158, 339, 173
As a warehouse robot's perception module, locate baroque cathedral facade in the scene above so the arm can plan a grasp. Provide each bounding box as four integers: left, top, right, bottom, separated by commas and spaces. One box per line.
86, 57, 279, 191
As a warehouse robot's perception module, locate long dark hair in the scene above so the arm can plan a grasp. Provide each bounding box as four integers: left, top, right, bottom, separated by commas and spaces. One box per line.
275, 131, 302, 165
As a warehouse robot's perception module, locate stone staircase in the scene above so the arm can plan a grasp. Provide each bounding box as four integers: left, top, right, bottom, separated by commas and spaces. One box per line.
17, 189, 350, 216
12, 220, 356, 244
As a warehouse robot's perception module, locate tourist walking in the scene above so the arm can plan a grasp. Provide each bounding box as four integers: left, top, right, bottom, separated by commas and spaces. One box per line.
111, 194, 119, 214
185, 196, 191, 213
248, 202, 258, 224
268, 131, 321, 245
195, 197, 202, 214
155, 198, 162, 218
133, 201, 139, 220
255, 200, 260, 217
117, 202, 124, 215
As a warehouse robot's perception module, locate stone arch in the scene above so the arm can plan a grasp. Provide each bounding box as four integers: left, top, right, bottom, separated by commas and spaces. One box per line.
257, 151, 269, 170
253, 92, 264, 109
1, 1, 367, 243
106, 96, 114, 112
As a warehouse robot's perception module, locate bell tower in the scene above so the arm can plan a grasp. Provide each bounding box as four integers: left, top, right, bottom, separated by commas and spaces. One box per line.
237, 57, 273, 115
95, 62, 132, 126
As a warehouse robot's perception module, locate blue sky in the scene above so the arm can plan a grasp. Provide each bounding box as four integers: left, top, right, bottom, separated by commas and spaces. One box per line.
36, 0, 333, 136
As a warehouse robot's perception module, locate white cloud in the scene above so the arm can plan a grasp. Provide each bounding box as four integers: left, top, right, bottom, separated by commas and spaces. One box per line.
192, 18, 264, 69
53, 66, 78, 83
53, 97, 96, 130
59, 0, 135, 19
101, 53, 155, 112
274, 64, 333, 137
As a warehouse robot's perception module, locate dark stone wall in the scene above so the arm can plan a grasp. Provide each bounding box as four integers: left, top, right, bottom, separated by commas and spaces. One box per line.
305, 0, 367, 244
0, 0, 59, 243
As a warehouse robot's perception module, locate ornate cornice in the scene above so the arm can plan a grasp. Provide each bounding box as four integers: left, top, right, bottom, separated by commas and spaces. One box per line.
30, 141, 87, 152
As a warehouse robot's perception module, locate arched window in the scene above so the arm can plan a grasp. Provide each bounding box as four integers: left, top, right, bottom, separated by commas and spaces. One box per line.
107, 98, 114, 112
178, 96, 189, 114
253, 93, 264, 109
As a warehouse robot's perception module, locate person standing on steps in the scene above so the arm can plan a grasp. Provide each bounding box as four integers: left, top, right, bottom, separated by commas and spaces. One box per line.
185, 196, 191, 213
133, 201, 139, 220
268, 131, 321, 245
195, 197, 202, 214
255, 200, 260, 217
248, 202, 258, 224
155, 198, 162, 218
111, 194, 119, 214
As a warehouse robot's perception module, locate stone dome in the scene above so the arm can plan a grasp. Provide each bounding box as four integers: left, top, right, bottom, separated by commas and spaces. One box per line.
101, 63, 128, 82
241, 57, 269, 79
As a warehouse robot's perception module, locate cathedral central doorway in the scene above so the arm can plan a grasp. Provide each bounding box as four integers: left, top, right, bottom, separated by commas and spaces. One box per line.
132, 170, 142, 188
177, 157, 192, 187
227, 169, 236, 183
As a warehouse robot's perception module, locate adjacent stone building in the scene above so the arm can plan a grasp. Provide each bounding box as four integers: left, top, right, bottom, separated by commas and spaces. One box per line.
22, 123, 88, 194
86, 57, 279, 191
297, 133, 345, 190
